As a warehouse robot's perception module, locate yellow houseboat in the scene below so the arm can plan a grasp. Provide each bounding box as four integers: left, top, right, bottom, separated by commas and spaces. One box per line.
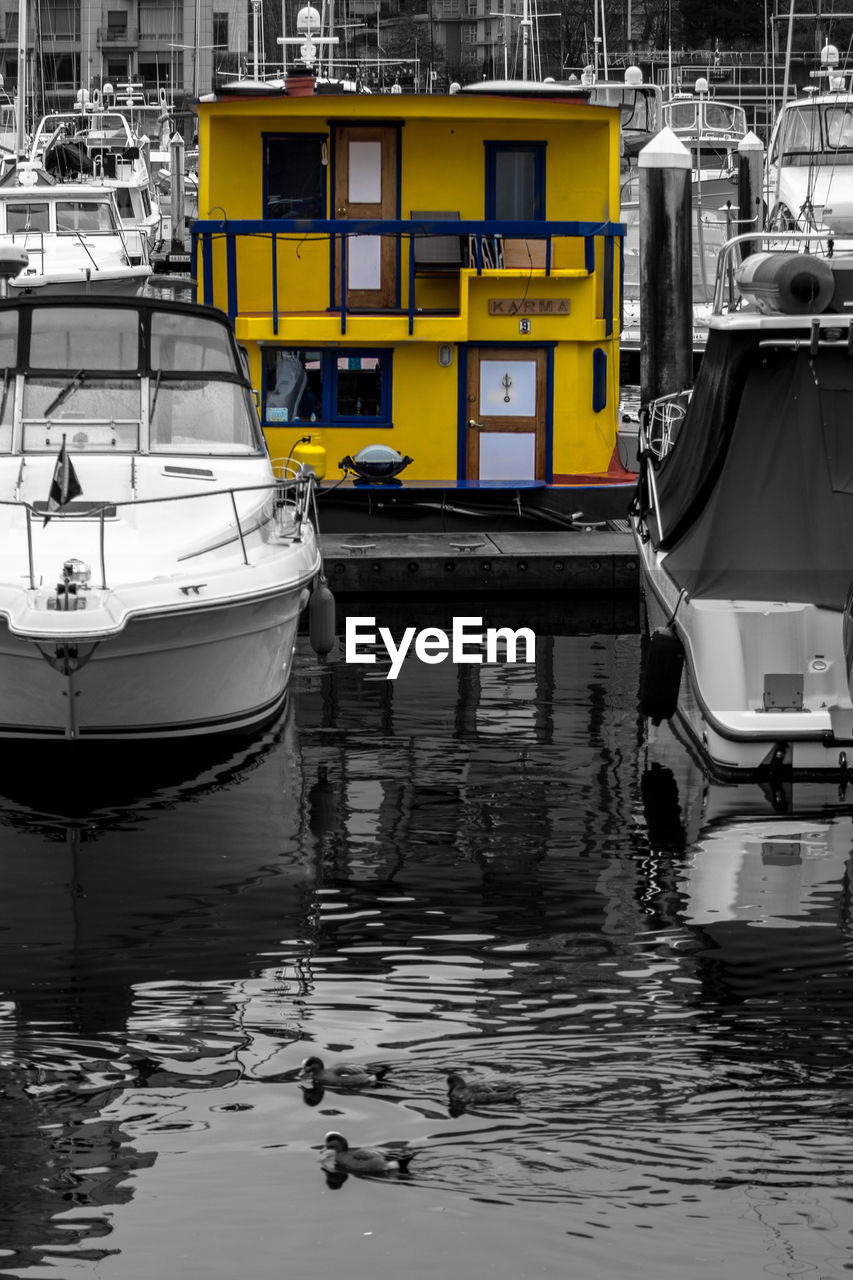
192, 78, 630, 529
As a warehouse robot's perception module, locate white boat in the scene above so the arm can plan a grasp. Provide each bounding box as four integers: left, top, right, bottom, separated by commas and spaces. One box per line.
0, 174, 151, 294
766, 47, 853, 239
632, 230, 853, 780
30, 108, 162, 263
663, 89, 748, 147
0, 283, 324, 739
621, 85, 746, 370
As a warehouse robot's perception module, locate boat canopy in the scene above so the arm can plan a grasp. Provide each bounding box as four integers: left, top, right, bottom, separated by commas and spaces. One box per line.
648, 335, 853, 609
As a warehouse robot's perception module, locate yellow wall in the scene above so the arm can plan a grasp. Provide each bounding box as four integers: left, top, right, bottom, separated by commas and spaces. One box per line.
198, 96, 618, 319
197, 92, 622, 480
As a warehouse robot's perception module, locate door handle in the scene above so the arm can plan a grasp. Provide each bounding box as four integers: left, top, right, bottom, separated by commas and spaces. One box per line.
468, 419, 483, 428
337, 205, 348, 215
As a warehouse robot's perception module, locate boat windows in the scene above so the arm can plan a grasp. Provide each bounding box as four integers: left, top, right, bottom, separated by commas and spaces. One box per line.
0, 308, 18, 369
334, 354, 383, 418
55, 200, 118, 233
150, 311, 237, 374
5, 202, 50, 234
775, 103, 853, 164
0, 362, 15, 454
113, 187, 134, 218
485, 143, 545, 221
826, 106, 853, 150
263, 348, 390, 426
666, 101, 698, 133
22, 377, 140, 452
264, 134, 326, 220
149, 381, 261, 454
29, 308, 139, 370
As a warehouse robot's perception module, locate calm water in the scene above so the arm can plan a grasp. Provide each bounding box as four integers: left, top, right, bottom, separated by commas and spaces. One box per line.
0, 598, 852, 1279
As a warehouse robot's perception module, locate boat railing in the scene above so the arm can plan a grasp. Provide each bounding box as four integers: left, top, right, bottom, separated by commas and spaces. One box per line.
13, 470, 315, 594
190, 215, 624, 335
640, 388, 693, 461
712, 229, 843, 313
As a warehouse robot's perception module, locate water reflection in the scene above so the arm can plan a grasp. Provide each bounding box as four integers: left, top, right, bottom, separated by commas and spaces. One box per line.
0, 605, 850, 1280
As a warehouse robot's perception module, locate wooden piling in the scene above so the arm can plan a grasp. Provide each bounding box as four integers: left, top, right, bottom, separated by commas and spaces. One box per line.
639, 127, 692, 411
737, 131, 765, 261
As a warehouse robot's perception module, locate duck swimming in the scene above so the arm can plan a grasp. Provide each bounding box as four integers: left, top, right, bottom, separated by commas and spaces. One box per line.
446, 1072, 520, 1107
299, 1056, 390, 1089
321, 1131, 417, 1176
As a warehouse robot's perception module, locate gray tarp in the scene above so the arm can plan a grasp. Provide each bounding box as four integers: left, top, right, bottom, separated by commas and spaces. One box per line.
662, 345, 853, 608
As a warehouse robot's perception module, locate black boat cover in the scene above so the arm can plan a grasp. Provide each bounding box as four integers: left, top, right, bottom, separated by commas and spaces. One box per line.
648, 331, 853, 609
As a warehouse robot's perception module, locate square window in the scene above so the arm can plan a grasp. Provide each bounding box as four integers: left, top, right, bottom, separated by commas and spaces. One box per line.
264, 133, 326, 220
265, 349, 323, 422
263, 349, 390, 426
335, 355, 383, 417
485, 142, 545, 220
213, 11, 228, 46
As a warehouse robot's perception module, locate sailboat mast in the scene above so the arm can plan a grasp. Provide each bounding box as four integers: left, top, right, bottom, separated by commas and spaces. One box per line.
15, 0, 26, 157
521, 0, 530, 80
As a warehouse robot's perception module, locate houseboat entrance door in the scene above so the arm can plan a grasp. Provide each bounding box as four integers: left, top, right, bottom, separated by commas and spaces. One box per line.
465, 347, 547, 481
334, 126, 397, 309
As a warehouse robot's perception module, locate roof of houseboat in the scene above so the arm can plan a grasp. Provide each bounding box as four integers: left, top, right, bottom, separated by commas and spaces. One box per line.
198, 79, 597, 107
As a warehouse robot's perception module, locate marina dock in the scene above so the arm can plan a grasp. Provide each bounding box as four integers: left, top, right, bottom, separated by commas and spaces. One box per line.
321, 530, 637, 594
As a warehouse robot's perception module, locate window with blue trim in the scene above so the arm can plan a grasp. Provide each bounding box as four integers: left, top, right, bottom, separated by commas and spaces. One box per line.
264, 134, 326, 220
263, 349, 392, 427
485, 142, 546, 220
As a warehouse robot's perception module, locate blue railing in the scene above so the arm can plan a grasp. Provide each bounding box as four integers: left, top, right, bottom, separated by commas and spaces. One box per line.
190, 217, 625, 336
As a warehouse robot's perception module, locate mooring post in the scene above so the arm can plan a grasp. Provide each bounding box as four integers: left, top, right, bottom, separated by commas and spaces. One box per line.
737, 131, 765, 262
639, 127, 692, 413
170, 130, 187, 252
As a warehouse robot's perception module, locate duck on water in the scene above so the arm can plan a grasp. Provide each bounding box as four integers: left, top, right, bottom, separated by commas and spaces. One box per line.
298, 1056, 390, 1089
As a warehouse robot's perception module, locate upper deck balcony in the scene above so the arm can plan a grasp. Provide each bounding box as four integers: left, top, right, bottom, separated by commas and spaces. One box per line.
191, 213, 623, 344
193, 83, 623, 346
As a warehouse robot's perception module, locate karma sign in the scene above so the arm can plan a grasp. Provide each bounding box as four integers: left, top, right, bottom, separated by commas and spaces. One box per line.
488, 299, 572, 315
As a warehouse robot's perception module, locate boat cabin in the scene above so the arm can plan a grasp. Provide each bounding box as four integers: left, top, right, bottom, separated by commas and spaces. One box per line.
192, 80, 627, 517
30, 111, 160, 261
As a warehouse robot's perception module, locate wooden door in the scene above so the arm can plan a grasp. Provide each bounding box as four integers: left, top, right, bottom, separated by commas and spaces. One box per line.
334, 126, 396, 309
466, 347, 547, 481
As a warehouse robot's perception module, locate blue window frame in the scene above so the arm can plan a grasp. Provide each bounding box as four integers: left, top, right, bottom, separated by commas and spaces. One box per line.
263, 348, 392, 427
263, 133, 327, 220
484, 142, 546, 220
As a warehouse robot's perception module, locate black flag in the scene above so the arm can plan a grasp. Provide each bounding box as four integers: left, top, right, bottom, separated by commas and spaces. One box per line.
44, 435, 82, 525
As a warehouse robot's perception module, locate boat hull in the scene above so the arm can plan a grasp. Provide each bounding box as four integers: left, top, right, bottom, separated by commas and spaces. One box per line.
0, 587, 311, 740
637, 536, 853, 779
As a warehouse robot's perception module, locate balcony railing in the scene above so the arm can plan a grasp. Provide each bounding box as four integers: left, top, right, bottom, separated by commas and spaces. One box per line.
97, 24, 139, 43
190, 216, 624, 337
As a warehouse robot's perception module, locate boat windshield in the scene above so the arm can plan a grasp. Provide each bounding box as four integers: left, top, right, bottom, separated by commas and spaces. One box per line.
4, 304, 264, 456
665, 99, 746, 138
55, 200, 120, 234
588, 85, 660, 133
774, 101, 853, 164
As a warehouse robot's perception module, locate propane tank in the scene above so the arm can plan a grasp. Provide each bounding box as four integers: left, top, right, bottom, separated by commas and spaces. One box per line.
292, 433, 327, 480
309, 578, 336, 655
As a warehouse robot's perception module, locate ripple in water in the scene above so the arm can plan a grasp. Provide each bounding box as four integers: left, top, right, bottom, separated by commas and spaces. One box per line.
0, 618, 850, 1279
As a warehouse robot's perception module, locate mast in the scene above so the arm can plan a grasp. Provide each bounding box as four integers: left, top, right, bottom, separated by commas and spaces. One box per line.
521, 0, 530, 80
15, 0, 26, 158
